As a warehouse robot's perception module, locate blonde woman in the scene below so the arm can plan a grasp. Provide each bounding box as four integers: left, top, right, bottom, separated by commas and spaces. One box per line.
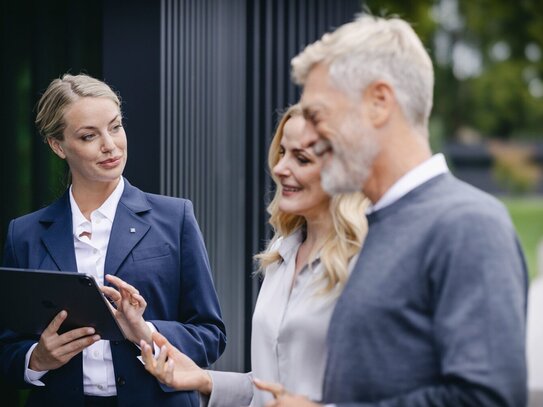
140, 104, 368, 406
0, 73, 225, 407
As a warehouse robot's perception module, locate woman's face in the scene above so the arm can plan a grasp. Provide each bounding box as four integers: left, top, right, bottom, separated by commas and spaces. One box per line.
48, 97, 127, 187
272, 116, 330, 220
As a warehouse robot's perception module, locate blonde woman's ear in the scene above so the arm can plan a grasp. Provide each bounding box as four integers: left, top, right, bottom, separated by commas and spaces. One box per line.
47, 137, 66, 159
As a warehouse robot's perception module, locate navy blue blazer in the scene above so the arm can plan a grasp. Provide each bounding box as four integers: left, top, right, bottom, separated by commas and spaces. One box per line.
0, 178, 226, 407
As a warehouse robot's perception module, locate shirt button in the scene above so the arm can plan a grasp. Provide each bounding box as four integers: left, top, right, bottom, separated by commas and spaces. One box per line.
97, 384, 104, 390
116, 376, 126, 386
93, 351, 99, 358
93, 249, 99, 254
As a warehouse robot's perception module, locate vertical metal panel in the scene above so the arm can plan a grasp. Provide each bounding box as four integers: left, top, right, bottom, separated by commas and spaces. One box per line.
160, 0, 248, 371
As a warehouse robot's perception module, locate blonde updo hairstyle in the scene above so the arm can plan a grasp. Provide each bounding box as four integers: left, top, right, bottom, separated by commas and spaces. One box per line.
255, 104, 368, 293
35, 73, 121, 142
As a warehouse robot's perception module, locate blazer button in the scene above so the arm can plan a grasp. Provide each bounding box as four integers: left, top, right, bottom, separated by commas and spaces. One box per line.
116, 376, 126, 386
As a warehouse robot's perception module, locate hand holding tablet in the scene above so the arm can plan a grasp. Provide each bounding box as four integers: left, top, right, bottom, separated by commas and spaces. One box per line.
0, 267, 126, 341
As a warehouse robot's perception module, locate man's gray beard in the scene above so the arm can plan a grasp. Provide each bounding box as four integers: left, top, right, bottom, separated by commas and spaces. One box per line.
321, 134, 379, 196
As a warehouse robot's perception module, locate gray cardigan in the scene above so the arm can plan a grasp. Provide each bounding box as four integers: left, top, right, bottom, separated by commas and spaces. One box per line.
323, 173, 528, 406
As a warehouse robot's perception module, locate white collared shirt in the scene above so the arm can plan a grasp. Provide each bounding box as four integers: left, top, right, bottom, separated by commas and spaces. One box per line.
367, 153, 449, 214
250, 230, 358, 405
24, 178, 125, 396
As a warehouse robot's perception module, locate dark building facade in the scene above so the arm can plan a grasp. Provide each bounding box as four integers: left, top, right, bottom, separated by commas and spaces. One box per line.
0, 6, 362, 404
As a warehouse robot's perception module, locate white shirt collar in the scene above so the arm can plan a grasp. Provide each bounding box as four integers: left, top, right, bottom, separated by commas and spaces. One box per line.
276, 229, 304, 262
275, 228, 325, 271
69, 177, 125, 235
367, 153, 449, 214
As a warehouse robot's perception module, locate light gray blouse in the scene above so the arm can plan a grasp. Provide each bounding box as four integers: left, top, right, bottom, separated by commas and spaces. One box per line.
204, 229, 355, 407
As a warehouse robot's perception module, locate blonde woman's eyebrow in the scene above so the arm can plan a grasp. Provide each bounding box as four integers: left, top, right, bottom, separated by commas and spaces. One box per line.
75, 114, 121, 133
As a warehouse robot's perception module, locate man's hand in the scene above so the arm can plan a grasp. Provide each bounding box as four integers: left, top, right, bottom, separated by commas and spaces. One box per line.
29, 310, 100, 371
253, 378, 322, 407
140, 332, 213, 394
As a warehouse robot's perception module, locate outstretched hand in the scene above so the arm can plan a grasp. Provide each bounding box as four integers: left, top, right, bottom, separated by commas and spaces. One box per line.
140, 331, 213, 395
100, 274, 150, 344
253, 378, 321, 407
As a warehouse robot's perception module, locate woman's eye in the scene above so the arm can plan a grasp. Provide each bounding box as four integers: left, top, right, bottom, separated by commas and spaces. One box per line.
112, 124, 123, 131
297, 155, 310, 164
81, 134, 94, 141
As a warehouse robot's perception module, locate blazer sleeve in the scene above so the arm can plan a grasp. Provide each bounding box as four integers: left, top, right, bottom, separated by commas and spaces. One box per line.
0, 220, 37, 388
149, 200, 226, 368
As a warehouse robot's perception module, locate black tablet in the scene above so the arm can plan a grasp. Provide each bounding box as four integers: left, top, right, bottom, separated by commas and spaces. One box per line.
0, 267, 126, 341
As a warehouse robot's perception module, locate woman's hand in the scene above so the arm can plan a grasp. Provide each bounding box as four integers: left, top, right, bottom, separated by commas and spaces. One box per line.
100, 274, 151, 345
141, 331, 213, 395
253, 379, 320, 407
29, 310, 100, 371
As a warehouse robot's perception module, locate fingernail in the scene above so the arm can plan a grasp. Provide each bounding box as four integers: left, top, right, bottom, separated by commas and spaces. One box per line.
93, 335, 100, 341
87, 328, 95, 335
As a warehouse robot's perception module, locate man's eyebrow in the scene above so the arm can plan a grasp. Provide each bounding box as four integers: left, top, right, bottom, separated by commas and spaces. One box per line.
302, 107, 317, 120
302, 103, 325, 119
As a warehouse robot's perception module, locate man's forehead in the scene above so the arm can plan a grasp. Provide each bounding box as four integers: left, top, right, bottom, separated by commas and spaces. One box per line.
300, 87, 327, 111
300, 64, 336, 111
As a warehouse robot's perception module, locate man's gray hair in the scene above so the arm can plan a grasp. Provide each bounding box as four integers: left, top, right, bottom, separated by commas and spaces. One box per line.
291, 15, 434, 133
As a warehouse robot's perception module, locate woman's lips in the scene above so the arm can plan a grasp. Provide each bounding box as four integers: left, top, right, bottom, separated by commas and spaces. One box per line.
282, 185, 301, 196
98, 156, 122, 168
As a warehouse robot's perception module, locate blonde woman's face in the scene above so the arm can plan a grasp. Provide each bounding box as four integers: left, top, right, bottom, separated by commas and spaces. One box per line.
47, 97, 127, 188
272, 116, 330, 220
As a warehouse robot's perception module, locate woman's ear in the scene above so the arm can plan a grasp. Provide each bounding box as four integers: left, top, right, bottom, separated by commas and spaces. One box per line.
47, 137, 66, 159
363, 81, 394, 127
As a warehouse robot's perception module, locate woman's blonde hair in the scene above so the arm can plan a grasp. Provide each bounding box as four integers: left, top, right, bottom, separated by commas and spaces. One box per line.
35, 73, 121, 142
255, 104, 368, 292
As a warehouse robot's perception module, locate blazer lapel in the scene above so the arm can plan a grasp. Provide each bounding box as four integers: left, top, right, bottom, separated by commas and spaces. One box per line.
40, 192, 78, 272
105, 179, 151, 276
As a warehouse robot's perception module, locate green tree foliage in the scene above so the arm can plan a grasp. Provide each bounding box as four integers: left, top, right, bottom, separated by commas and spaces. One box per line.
365, 0, 543, 140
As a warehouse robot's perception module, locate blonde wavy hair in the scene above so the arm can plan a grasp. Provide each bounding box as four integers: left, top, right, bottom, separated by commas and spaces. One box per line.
255, 104, 368, 293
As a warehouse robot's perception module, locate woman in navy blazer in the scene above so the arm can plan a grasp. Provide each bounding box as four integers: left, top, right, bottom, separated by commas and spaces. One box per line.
0, 73, 226, 406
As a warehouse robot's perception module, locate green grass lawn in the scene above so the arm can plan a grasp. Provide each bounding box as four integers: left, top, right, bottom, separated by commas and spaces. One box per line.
500, 196, 543, 281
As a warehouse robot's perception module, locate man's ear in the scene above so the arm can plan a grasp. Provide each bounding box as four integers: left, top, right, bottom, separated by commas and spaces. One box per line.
363, 81, 394, 127
47, 137, 66, 159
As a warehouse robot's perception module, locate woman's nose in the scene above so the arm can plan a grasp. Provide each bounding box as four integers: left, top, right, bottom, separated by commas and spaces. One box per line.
101, 133, 116, 152
273, 157, 289, 178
